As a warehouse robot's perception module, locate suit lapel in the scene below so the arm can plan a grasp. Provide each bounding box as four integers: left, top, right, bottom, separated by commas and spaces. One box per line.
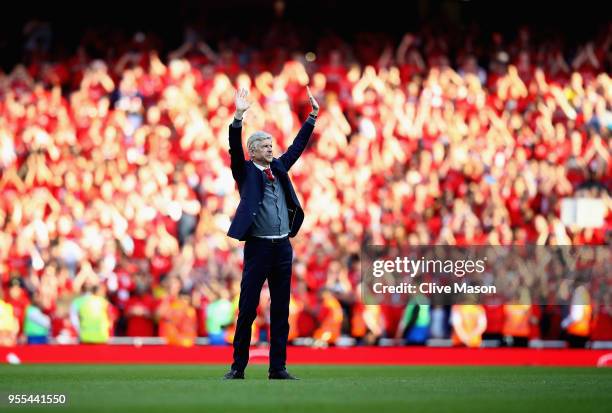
271, 159, 287, 178
247, 161, 265, 191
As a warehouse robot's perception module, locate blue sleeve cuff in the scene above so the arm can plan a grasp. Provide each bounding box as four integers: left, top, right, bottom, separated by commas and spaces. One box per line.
231, 118, 243, 128
306, 115, 316, 126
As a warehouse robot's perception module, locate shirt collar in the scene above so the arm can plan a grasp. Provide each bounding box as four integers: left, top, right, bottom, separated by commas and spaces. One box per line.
252, 161, 270, 171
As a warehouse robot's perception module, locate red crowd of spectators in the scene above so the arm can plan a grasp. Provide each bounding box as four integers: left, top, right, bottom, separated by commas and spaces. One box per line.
0, 23, 610, 346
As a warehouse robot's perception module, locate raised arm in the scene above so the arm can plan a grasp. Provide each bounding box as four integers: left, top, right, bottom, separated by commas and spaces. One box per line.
279, 86, 319, 171
307, 85, 320, 118
229, 88, 251, 184
396, 33, 414, 66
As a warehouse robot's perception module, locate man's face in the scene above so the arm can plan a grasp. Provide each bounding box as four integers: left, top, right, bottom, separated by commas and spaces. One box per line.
252, 138, 273, 164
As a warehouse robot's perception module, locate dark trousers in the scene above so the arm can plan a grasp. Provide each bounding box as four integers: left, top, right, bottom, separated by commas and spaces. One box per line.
231, 237, 293, 373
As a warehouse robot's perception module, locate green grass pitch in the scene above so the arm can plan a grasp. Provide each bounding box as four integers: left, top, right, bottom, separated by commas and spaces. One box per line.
1, 364, 611, 412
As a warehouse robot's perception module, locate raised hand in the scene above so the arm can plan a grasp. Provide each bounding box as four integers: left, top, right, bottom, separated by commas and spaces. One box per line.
234, 88, 251, 120
306, 86, 319, 116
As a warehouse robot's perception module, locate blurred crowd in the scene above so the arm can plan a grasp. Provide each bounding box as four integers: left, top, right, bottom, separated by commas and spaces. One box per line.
0, 22, 611, 347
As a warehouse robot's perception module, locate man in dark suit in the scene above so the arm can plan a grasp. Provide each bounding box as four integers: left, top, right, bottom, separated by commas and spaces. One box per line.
223, 87, 319, 380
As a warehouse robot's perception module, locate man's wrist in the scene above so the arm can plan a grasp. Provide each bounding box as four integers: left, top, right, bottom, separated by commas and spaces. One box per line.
309, 111, 318, 119
234, 111, 245, 120
232, 117, 243, 128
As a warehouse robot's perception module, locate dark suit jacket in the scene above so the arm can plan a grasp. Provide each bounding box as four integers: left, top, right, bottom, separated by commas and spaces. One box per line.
227, 120, 314, 241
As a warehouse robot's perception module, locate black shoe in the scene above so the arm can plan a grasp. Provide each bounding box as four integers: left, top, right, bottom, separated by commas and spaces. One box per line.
223, 369, 245, 380
268, 370, 299, 380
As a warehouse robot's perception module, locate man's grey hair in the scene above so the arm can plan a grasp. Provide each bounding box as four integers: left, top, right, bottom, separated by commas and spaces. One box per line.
247, 131, 272, 157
